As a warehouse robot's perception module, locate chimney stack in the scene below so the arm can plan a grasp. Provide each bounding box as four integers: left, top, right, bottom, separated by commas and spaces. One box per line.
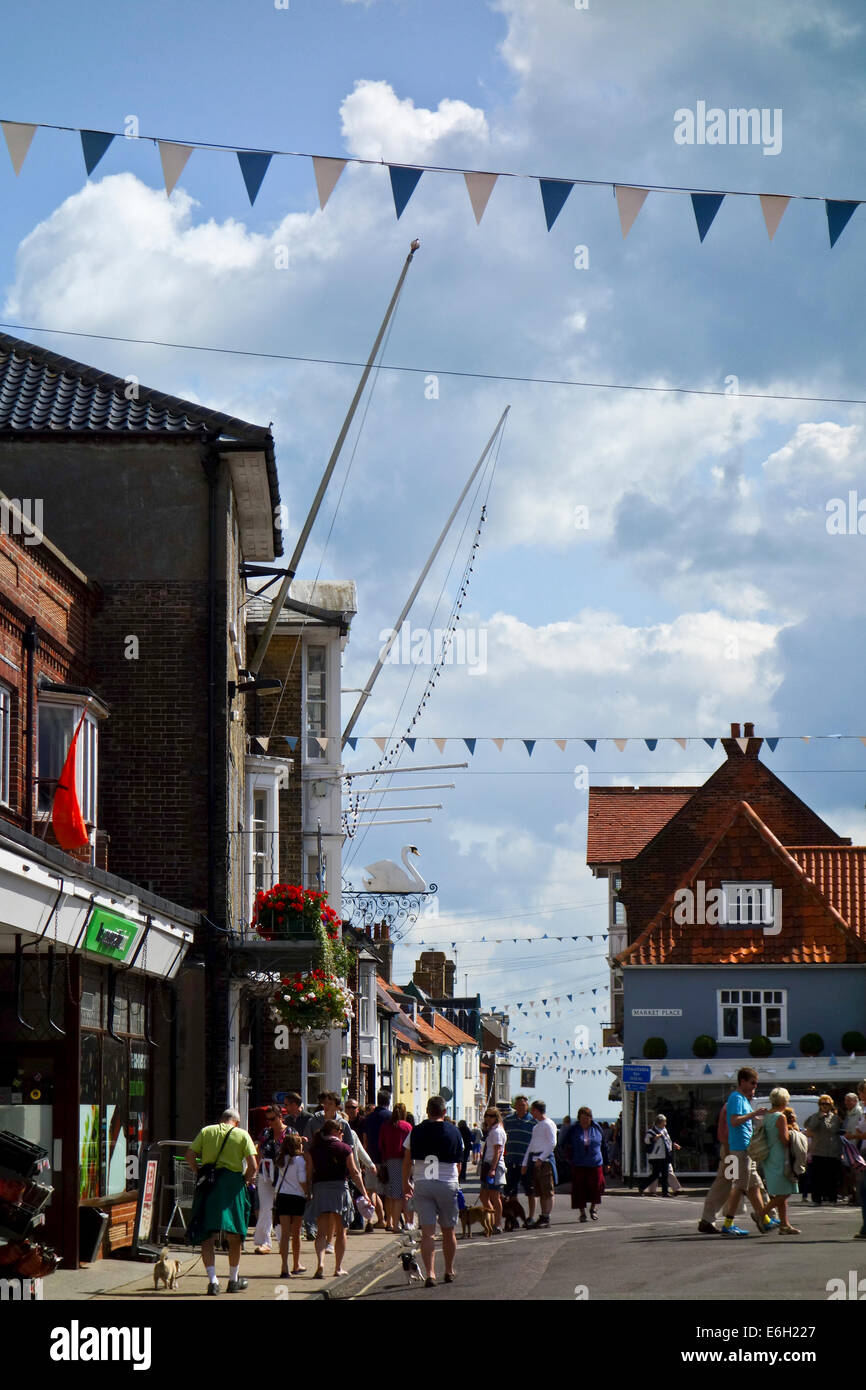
743, 722, 755, 738
730, 722, 741, 738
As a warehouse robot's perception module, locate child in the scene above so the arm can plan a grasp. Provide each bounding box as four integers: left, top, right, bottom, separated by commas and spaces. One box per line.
275, 1132, 309, 1277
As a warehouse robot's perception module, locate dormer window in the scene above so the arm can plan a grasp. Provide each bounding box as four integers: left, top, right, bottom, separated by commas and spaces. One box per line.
723, 882, 775, 927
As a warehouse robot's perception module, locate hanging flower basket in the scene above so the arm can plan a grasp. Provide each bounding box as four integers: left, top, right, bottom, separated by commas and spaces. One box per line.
272, 968, 353, 1035
252, 884, 342, 942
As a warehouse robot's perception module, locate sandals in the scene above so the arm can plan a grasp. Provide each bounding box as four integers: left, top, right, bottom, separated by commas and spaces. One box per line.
779, 1225, 801, 1235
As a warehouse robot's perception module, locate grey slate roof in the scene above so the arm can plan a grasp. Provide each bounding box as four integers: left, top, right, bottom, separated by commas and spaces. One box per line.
0, 332, 282, 554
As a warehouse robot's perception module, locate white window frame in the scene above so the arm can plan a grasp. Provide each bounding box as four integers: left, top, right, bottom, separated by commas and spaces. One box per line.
0, 682, 10, 806
716, 987, 788, 1043
36, 695, 102, 827
244, 756, 288, 924
722, 882, 775, 927
305, 646, 328, 760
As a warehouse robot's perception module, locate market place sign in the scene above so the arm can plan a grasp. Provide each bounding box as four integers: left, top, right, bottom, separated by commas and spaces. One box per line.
631, 1009, 683, 1017
83, 906, 140, 962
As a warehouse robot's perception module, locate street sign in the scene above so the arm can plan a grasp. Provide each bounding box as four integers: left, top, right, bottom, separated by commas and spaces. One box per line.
622, 1064, 651, 1092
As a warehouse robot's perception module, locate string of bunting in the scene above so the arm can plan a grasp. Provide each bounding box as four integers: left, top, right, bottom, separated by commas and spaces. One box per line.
411, 932, 607, 946
345, 735, 866, 755
1, 118, 863, 247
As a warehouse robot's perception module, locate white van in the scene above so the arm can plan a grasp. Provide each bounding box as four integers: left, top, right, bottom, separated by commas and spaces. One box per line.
755, 1095, 825, 1130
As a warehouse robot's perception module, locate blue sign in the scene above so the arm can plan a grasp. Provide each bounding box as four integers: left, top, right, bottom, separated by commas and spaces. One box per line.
622, 1065, 652, 1092
273, 1092, 288, 1104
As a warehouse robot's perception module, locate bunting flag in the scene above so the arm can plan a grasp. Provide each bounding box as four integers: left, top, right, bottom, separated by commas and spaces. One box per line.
2, 121, 36, 175
539, 178, 574, 230
644, 739, 658, 751
555, 739, 568, 751
237, 150, 273, 205
389, 165, 423, 219
405, 738, 416, 752
691, 192, 724, 242
463, 738, 476, 755
736, 737, 750, 753
766, 737, 779, 752
674, 737, 688, 750
492, 738, 505, 751
584, 739, 597, 752
81, 130, 114, 176
373, 736, 388, 752
826, 199, 859, 248
315, 737, 329, 753
614, 738, 627, 752
312, 155, 346, 209
703, 737, 717, 749
523, 740, 536, 757
434, 737, 447, 754
759, 193, 790, 241
285, 736, 298, 752
345, 737, 357, 752
51, 712, 89, 851
615, 185, 649, 238
159, 141, 193, 195
464, 171, 498, 224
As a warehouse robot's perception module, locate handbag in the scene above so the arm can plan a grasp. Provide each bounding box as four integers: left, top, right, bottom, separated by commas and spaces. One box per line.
746, 1118, 769, 1164
194, 1126, 233, 1195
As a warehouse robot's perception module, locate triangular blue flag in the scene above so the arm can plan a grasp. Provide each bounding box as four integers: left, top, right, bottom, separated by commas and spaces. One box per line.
523, 740, 536, 756
691, 192, 725, 242
237, 151, 273, 205
542, 999, 547, 1005
346, 737, 357, 751
645, 739, 658, 751
829, 1053, 837, 1066
826, 199, 859, 248
703, 737, 717, 749
81, 130, 114, 175
286, 736, 298, 751
567, 994, 573, 1002
584, 739, 597, 752
405, 738, 416, 751
539, 178, 574, 230
660, 1065, 669, 1076
463, 738, 476, 755
545, 1011, 551, 1018
766, 737, 779, 752
788, 1059, 797, 1070
703, 1063, 712, 1075
389, 165, 423, 219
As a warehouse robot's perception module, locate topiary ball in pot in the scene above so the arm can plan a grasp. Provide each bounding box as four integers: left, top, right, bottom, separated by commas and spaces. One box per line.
748, 1034, 773, 1058
692, 1034, 717, 1059
643, 1036, 667, 1059
799, 1032, 824, 1056
842, 1030, 866, 1054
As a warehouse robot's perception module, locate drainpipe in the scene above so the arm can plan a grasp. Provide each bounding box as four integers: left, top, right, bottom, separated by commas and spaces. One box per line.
23, 619, 37, 834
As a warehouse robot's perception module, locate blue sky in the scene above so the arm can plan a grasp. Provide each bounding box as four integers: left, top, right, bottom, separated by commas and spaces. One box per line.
2, 0, 866, 1117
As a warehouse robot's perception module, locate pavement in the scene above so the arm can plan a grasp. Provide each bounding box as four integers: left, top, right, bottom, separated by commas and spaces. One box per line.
341, 1188, 866, 1302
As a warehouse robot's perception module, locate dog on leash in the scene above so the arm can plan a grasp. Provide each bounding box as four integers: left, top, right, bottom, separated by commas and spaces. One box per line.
400, 1230, 424, 1284
153, 1247, 181, 1291
502, 1196, 528, 1231
459, 1204, 495, 1239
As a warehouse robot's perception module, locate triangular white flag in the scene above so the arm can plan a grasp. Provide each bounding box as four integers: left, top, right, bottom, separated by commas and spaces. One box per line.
257, 737, 270, 753
159, 141, 193, 195
615, 185, 649, 238
736, 737, 749, 753
614, 738, 628, 752
434, 737, 447, 754
316, 736, 329, 752
759, 194, 790, 241
860, 737, 866, 748
674, 738, 688, 750
312, 156, 347, 210
554, 739, 568, 751
464, 171, 498, 224
373, 736, 388, 752
492, 738, 505, 751
2, 122, 37, 176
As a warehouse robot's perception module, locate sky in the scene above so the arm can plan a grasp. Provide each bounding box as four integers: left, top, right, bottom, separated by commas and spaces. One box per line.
2, 0, 866, 1118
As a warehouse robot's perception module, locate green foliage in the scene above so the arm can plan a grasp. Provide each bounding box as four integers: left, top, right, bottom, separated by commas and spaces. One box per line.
799, 1032, 824, 1056
748, 1034, 773, 1058
842, 1030, 866, 1054
642, 1036, 667, 1059
692, 1034, 717, 1059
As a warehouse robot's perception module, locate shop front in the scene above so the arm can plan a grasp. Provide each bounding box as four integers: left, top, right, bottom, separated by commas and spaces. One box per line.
0, 820, 196, 1268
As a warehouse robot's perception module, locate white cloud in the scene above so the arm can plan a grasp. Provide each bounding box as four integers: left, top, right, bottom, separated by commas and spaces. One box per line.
339, 79, 489, 161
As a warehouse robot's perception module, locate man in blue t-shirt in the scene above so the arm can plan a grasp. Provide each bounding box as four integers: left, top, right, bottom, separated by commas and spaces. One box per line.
720, 1066, 771, 1237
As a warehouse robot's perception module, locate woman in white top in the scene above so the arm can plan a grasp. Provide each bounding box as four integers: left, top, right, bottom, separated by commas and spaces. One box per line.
480, 1106, 507, 1233
274, 1132, 309, 1277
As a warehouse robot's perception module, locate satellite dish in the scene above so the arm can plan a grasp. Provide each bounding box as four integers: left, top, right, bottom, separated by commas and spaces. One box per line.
439, 1087, 452, 1102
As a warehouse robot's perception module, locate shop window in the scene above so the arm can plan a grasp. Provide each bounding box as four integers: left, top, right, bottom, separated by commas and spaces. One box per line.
78, 971, 150, 1200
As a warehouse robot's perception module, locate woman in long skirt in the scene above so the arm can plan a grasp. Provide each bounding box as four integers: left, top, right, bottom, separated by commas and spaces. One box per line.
561, 1107, 608, 1223
254, 1104, 287, 1252
186, 1109, 258, 1295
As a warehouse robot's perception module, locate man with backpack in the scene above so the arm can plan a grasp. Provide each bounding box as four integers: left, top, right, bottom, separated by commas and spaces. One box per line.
720, 1067, 772, 1237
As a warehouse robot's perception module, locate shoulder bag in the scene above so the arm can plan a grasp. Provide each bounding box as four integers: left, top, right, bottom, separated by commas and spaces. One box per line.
746, 1116, 769, 1164
194, 1126, 234, 1196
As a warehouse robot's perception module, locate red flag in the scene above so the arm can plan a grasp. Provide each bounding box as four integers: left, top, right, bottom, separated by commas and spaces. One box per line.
51, 711, 89, 851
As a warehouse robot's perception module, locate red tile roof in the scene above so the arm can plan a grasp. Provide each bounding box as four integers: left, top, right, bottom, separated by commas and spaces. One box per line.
586, 787, 697, 864
790, 847, 866, 936
618, 802, 866, 966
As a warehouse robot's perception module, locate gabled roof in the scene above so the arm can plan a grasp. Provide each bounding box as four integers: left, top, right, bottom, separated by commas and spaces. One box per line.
0, 332, 282, 554
587, 787, 698, 864
618, 801, 866, 966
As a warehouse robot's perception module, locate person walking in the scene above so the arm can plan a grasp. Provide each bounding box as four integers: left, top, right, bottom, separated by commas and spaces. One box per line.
401, 1095, 464, 1287
757, 1088, 800, 1234
698, 1097, 773, 1234
841, 1093, 864, 1204
283, 1092, 312, 1140
304, 1091, 354, 1146
640, 1114, 678, 1197
480, 1106, 507, 1232
804, 1095, 842, 1205
363, 1090, 393, 1166
274, 1132, 309, 1276
253, 1104, 287, 1253
719, 1067, 773, 1237
379, 1103, 413, 1232
186, 1107, 258, 1294
457, 1119, 472, 1182
503, 1096, 537, 1222
521, 1100, 558, 1228
304, 1119, 370, 1279
561, 1107, 608, 1222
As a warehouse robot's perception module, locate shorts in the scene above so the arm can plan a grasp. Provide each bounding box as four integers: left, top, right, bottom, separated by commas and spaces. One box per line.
529, 1160, 555, 1200
412, 1179, 459, 1229
275, 1194, 306, 1218
478, 1160, 505, 1190
728, 1150, 759, 1193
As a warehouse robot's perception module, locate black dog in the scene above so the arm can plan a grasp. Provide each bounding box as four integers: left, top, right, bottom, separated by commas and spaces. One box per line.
502, 1196, 528, 1231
